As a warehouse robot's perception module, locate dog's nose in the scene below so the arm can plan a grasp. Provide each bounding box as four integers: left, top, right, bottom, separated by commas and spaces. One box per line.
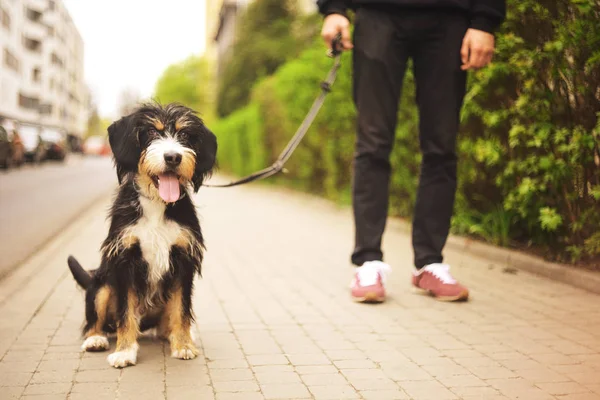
164, 152, 182, 166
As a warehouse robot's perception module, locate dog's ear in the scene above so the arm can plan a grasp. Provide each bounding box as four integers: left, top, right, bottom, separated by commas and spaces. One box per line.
191, 124, 217, 192
107, 114, 140, 183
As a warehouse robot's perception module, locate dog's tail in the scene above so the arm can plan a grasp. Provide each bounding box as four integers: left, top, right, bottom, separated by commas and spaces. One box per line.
67, 256, 93, 289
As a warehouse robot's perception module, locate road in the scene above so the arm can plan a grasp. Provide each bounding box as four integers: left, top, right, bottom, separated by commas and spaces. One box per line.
0, 155, 116, 279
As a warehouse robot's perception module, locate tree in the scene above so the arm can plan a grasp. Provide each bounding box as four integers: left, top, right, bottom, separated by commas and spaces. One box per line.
85, 96, 112, 138
154, 55, 214, 122
216, 0, 300, 117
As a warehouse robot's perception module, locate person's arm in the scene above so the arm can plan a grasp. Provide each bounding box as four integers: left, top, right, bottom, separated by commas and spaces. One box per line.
317, 0, 350, 17
461, 0, 506, 70
317, 0, 353, 50
470, 0, 506, 34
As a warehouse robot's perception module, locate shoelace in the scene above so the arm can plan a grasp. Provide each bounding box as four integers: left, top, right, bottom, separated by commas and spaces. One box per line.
357, 261, 391, 286
425, 264, 457, 284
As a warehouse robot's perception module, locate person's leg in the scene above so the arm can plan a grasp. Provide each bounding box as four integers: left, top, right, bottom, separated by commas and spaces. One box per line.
351, 7, 409, 267
410, 10, 469, 301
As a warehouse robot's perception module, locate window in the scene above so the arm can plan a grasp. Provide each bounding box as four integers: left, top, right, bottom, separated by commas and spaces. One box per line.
39, 103, 52, 115
1, 7, 10, 30
19, 93, 40, 110
23, 36, 42, 53
50, 52, 63, 67
25, 7, 42, 23
47, 25, 54, 36
48, 1, 55, 11
49, 78, 54, 90
3, 48, 19, 72
32, 67, 41, 82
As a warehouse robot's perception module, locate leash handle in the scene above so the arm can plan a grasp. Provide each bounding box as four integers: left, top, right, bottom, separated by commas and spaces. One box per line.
327, 33, 343, 58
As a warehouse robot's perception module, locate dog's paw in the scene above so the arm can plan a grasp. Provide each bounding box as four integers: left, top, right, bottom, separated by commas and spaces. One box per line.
81, 335, 109, 352
171, 343, 199, 360
107, 344, 138, 368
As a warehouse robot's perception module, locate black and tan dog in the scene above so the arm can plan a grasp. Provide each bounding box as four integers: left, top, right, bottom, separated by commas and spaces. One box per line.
67, 102, 217, 368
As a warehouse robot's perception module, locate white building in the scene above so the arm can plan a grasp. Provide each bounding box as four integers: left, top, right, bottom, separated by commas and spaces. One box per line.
0, 0, 88, 137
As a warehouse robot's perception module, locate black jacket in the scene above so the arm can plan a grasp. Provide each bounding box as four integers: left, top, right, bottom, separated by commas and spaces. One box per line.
317, 0, 506, 33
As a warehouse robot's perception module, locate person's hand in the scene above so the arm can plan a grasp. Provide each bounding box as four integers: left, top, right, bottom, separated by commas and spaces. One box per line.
321, 14, 353, 51
460, 28, 495, 70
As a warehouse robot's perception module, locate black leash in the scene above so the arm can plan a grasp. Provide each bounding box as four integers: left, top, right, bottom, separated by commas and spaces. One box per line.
205, 35, 343, 188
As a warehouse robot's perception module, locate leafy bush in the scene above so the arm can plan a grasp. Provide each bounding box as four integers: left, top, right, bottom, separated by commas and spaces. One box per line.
154, 55, 214, 122
216, 0, 301, 117
213, 0, 600, 265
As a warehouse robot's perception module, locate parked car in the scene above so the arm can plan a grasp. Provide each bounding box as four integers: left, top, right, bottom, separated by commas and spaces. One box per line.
0, 125, 11, 169
40, 128, 68, 161
83, 135, 111, 156
19, 124, 46, 163
67, 134, 84, 153
0, 121, 26, 168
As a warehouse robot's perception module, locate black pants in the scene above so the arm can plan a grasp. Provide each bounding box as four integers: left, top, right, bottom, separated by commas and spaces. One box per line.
351, 7, 468, 268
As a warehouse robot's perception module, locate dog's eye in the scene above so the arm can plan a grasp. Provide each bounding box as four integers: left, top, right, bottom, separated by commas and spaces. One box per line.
148, 129, 159, 138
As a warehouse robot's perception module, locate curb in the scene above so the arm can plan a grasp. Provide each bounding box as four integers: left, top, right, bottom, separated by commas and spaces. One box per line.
445, 234, 600, 295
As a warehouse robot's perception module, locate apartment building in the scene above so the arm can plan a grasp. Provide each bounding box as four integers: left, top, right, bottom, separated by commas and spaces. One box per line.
206, 0, 317, 79
0, 0, 88, 136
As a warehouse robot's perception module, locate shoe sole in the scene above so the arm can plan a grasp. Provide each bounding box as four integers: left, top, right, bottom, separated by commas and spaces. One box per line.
413, 287, 469, 302
352, 291, 385, 303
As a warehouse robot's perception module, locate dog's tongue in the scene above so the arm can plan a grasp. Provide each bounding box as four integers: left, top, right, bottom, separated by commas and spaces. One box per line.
158, 174, 180, 203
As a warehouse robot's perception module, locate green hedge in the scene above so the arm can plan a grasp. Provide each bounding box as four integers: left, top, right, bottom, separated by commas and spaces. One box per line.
212, 0, 600, 265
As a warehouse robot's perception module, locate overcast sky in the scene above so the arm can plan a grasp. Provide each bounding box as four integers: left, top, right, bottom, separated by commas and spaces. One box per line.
63, 0, 207, 119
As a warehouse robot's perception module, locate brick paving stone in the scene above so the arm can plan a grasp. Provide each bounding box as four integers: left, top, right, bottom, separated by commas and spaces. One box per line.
308, 384, 360, 399
0, 360, 39, 373
536, 382, 594, 395
287, 354, 332, 366
215, 393, 265, 400
75, 369, 120, 383
1, 184, 600, 400
360, 389, 411, 399
37, 359, 80, 371
69, 393, 117, 400
22, 382, 71, 396
119, 389, 166, 400
207, 359, 249, 369
2, 350, 45, 362
295, 365, 339, 374
246, 354, 289, 366
0, 387, 24, 399
213, 380, 260, 392
1, 372, 33, 386
301, 373, 348, 386
334, 359, 378, 369
167, 385, 215, 399
71, 382, 117, 394
210, 368, 255, 382
30, 370, 75, 384
255, 370, 302, 384
41, 352, 81, 361
399, 380, 459, 400
556, 394, 600, 400
351, 378, 400, 391
261, 383, 311, 399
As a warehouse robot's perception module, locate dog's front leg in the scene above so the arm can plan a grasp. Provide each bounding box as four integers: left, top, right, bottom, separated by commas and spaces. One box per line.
164, 284, 199, 360
107, 288, 140, 368
161, 249, 199, 360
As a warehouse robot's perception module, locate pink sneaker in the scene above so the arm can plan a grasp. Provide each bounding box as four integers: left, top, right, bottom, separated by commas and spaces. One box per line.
350, 261, 391, 303
412, 263, 469, 301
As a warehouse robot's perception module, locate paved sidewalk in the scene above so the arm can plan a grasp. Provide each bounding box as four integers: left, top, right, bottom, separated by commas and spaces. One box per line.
1, 181, 599, 400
